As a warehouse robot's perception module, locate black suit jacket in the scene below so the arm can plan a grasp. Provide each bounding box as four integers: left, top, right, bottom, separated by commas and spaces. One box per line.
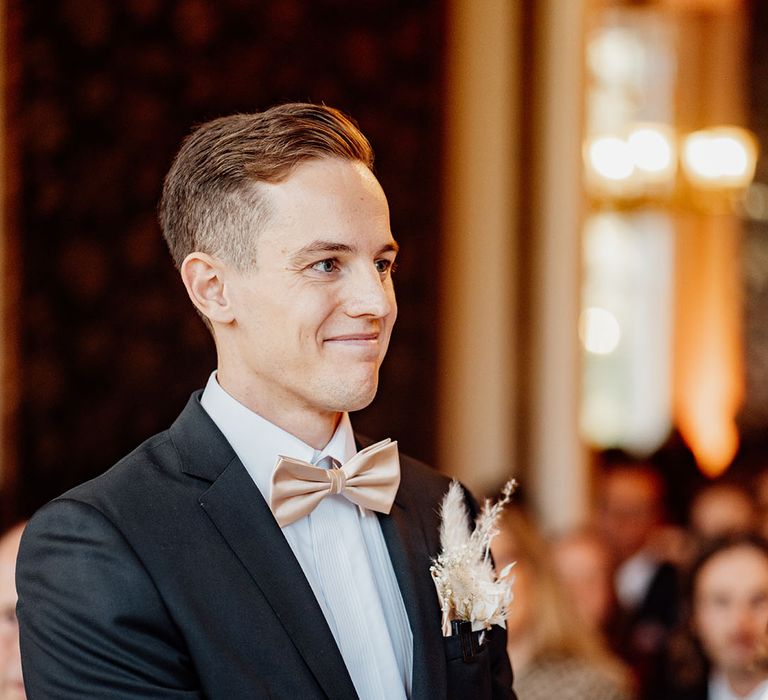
17, 392, 514, 699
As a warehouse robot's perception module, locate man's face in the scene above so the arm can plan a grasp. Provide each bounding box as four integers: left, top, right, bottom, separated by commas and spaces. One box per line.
694, 545, 768, 679
596, 467, 661, 562
552, 536, 613, 630
221, 157, 398, 423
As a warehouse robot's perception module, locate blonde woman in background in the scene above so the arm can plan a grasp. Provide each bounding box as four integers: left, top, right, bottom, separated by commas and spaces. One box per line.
493, 507, 635, 700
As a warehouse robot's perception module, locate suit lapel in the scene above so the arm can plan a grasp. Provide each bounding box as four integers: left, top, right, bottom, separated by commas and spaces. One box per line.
379, 495, 448, 700
171, 398, 449, 699
170, 395, 358, 700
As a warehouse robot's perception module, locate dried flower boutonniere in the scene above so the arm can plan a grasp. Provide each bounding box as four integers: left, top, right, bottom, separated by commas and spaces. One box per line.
430, 478, 517, 639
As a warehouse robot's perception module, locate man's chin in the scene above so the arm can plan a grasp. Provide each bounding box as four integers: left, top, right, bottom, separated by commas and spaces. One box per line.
328, 380, 379, 413
342, 389, 378, 413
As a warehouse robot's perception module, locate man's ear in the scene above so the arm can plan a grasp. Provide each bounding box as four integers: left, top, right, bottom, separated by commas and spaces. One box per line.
180, 252, 235, 325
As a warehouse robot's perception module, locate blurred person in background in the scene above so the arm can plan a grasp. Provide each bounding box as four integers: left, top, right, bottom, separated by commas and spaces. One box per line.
663, 534, 768, 700
595, 456, 679, 698
689, 482, 756, 543
653, 480, 760, 580
493, 507, 634, 700
551, 528, 618, 636
0, 523, 26, 700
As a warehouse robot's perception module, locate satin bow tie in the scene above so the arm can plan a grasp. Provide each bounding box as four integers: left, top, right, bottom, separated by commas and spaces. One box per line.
269, 438, 401, 527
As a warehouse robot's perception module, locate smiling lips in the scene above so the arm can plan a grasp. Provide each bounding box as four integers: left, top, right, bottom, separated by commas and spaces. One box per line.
325, 332, 379, 343
323, 332, 382, 356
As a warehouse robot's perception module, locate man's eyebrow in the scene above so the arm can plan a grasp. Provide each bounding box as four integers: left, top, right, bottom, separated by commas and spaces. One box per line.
291, 239, 399, 260
290, 241, 353, 262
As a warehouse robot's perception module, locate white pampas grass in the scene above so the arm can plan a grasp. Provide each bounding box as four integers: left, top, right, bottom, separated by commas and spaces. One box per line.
438, 481, 472, 555
430, 478, 517, 636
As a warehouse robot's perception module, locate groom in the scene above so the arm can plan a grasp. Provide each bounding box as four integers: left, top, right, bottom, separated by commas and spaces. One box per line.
16, 103, 514, 699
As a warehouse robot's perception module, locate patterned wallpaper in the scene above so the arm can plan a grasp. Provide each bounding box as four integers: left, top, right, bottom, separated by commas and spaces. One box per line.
11, 0, 444, 518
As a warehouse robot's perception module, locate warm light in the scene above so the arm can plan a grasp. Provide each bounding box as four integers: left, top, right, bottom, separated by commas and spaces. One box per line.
677, 366, 741, 479
627, 126, 674, 174
585, 124, 677, 197
580, 212, 675, 456
714, 138, 749, 176
585, 125, 757, 201
588, 136, 634, 181
583, 212, 632, 268
579, 307, 621, 355
674, 217, 744, 480
681, 127, 758, 190
587, 28, 645, 87
684, 400, 740, 479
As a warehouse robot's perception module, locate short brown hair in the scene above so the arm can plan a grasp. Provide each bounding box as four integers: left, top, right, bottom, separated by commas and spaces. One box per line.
159, 103, 374, 270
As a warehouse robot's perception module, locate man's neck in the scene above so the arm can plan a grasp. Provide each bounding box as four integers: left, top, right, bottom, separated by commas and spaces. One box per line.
215, 369, 341, 449
721, 668, 768, 698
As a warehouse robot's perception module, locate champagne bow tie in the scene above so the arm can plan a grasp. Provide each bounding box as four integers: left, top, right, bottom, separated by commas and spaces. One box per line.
269, 438, 401, 527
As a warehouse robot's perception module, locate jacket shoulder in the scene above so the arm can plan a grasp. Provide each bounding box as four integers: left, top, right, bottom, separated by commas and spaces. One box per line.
55, 428, 179, 508
398, 450, 454, 504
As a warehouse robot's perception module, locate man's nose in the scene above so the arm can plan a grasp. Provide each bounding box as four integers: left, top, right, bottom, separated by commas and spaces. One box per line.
343, 266, 394, 318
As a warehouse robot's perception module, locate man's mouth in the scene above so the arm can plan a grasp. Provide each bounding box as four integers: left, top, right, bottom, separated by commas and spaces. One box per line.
324, 332, 380, 344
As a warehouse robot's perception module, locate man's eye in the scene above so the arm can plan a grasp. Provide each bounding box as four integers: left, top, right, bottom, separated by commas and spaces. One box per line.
311, 259, 338, 273
375, 259, 396, 275
709, 595, 731, 609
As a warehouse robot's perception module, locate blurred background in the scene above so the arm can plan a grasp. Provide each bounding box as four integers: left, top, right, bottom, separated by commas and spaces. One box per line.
0, 0, 766, 537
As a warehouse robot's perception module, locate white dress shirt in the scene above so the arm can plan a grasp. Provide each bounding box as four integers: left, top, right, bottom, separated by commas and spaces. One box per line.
615, 550, 658, 609
200, 372, 412, 700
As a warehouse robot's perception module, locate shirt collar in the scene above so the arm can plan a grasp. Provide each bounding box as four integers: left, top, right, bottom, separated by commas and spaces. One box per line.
615, 550, 657, 608
199, 371, 357, 500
